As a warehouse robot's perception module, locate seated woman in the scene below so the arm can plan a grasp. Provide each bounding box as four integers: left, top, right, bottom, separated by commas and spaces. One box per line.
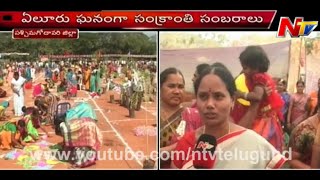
22, 106, 50, 138
34, 96, 50, 124
288, 91, 320, 169
58, 118, 103, 168
45, 78, 55, 89
0, 119, 26, 150
34, 90, 59, 125
171, 63, 286, 169
57, 78, 67, 93
20, 108, 42, 143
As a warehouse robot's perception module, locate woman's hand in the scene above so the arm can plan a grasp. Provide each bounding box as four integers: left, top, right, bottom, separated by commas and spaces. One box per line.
234, 90, 244, 99
14, 144, 24, 149
263, 85, 272, 96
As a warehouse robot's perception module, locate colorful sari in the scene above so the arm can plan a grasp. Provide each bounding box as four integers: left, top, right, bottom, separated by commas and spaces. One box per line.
160, 107, 202, 168
173, 129, 286, 169
280, 92, 291, 121
59, 70, 65, 81
84, 69, 91, 91
0, 120, 22, 150
309, 91, 318, 116
60, 118, 103, 168
33, 83, 43, 97
25, 67, 32, 81
6, 67, 13, 86
22, 114, 39, 142
246, 73, 284, 152
289, 114, 318, 166
0, 101, 9, 119
290, 93, 309, 127
90, 70, 97, 92
44, 93, 59, 124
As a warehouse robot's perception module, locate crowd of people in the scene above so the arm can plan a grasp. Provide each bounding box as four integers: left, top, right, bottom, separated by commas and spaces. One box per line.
160, 45, 320, 169
0, 59, 157, 168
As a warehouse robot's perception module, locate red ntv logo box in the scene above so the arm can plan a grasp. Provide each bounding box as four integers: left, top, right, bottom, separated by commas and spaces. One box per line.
277, 17, 318, 38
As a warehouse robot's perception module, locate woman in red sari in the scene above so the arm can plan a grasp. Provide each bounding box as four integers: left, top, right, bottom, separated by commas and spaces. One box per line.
235, 46, 284, 152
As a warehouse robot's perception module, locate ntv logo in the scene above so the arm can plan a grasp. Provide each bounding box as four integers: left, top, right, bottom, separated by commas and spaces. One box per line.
277, 17, 318, 38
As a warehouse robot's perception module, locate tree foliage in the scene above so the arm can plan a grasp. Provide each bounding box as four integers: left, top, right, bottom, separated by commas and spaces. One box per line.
0, 32, 156, 61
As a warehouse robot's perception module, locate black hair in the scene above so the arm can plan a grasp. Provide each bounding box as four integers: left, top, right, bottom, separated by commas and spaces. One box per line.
160, 67, 185, 88
21, 106, 26, 113
296, 80, 305, 86
34, 99, 40, 107
210, 62, 228, 70
13, 71, 19, 77
194, 62, 236, 97
17, 119, 26, 128
239, 46, 270, 73
196, 63, 210, 75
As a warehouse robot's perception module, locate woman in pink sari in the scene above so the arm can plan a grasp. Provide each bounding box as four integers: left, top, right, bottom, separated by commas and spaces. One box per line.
32, 83, 43, 98
287, 81, 311, 130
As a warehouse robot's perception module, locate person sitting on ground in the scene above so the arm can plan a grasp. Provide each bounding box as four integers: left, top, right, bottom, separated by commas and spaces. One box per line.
57, 78, 67, 93
34, 96, 50, 124
45, 78, 55, 89
0, 119, 26, 150
20, 108, 42, 143
22, 106, 50, 137
34, 90, 59, 126
58, 118, 103, 168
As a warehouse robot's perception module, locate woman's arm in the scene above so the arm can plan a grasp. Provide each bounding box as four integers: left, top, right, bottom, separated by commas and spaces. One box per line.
237, 86, 264, 129
305, 96, 312, 117
237, 85, 265, 102
287, 97, 294, 129
238, 101, 260, 129
287, 150, 311, 169
11, 132, 24, 149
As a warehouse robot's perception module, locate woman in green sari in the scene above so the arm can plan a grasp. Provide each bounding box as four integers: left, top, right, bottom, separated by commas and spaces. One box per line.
90, 67, 97, 93
22, 110, 40, 142
96, 67, 102, 93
